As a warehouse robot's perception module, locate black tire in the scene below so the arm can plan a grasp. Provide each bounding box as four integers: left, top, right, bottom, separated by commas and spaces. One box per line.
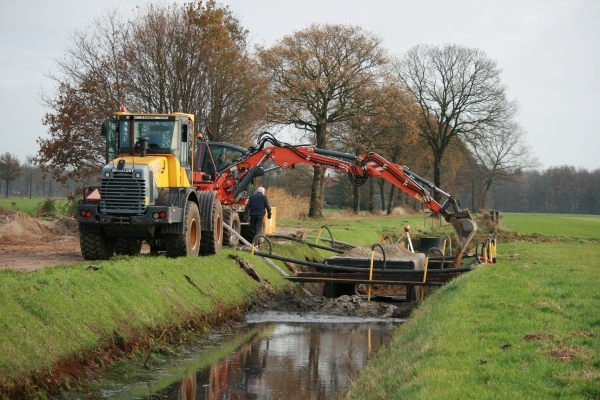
200, 199, 223, 255
80, 230, 115, 260
114, 237, 143, 256
164, 201, 201, 258
222, 208, 240, 247
241, 223, 254, 243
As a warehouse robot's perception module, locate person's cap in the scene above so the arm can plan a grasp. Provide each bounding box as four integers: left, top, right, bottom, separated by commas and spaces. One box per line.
257, 187, 265, 193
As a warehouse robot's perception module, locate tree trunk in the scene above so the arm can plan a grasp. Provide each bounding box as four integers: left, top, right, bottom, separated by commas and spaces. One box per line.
386, 185, 396, 215
477, 180, 493, 210
368, 178, 375, 212
308, 167, 326, 218
432, 156, 442, 203
352, 184, 360, 213
308, 122, 328, 218
378, 178, 386, 210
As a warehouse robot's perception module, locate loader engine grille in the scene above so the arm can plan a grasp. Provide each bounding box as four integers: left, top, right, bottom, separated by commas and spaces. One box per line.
100, 172, 146, 213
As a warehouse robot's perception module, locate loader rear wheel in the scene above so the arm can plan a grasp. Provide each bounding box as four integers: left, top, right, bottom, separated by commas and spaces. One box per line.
200, 199, 223, 255
80, 230, 116, 260
223, 208, 240, 247
164, 201, 201, 258
115, 237, 143, 256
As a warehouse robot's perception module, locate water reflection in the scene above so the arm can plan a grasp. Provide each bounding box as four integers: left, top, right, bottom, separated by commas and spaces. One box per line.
157, 322, 398, 400
62, 320, 400, 399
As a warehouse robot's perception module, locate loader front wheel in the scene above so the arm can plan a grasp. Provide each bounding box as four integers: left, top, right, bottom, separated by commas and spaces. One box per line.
165, 201, 201, 258
115, 237, 143, 256
80, 229, 116, 260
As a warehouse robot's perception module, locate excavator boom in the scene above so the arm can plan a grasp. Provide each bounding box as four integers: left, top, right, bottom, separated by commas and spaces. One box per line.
200, 134, 477, 254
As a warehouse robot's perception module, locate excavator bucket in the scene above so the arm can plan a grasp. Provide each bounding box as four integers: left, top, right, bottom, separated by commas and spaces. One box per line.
448, 214, 478, 254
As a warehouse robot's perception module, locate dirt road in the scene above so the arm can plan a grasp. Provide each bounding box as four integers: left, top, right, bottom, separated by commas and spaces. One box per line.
0, 210, 85, 272
0, 210, 314, 272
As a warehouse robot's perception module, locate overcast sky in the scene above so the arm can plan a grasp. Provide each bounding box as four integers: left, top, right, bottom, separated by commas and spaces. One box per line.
1, 0, 598, 170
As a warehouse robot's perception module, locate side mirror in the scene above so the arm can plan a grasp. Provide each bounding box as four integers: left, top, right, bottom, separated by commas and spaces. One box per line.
182, 125, 188, 142
101, 122, 107, 136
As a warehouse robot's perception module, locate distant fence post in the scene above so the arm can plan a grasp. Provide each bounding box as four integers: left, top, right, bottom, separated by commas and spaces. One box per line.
489, 210, 500, 224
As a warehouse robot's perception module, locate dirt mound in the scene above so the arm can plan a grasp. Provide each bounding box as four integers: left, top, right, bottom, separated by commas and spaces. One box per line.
0, 211, 83, 271
0, 210, 51, 243
339, 244, 414, 259
247, 294, 414, 319
48, 216, 79, 236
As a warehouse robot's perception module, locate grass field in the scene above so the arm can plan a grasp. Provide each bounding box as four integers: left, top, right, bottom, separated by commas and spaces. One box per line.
341, 214, 600, 399
278, 213, 458, 249
0, 197, 69, 216
501, 213, 600, 239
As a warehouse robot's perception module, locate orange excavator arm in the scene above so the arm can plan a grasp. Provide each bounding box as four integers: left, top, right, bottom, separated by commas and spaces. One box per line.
212, 133, 477, 252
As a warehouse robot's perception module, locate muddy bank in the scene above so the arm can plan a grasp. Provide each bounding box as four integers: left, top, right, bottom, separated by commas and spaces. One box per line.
247, 293, 416, 320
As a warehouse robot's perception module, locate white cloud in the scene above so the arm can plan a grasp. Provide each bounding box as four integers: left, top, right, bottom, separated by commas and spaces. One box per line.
0, 0, 598, 169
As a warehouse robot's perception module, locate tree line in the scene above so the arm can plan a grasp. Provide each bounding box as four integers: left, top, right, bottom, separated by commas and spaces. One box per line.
0, 153, 75, 199
26, 0, 580, 217
487, 166, 600, 215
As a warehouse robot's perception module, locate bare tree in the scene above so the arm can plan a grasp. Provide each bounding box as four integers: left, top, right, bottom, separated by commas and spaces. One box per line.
22, 156, 39, 199
258, 23, 387, 218
468, 123, 539, 208
125, 2, 268, 144
36, 1, 267, 187
0, 153, 22, 197
394, 44, 518, 201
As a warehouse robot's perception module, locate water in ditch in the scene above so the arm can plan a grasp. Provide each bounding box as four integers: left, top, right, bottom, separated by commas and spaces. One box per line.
69, 313, 404, 400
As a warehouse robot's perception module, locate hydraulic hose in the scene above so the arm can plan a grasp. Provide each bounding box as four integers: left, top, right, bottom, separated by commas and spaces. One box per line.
266, 234, 345, 253
370, 243, 387, 271
306, 236, 356, 248
241, 248, 475, 274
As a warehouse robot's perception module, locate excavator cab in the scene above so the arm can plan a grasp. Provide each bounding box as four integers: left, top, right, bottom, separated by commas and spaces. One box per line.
194, 142, 246, 183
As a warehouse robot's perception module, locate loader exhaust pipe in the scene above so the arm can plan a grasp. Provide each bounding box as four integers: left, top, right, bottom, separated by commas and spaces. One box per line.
138, 137, 148, 157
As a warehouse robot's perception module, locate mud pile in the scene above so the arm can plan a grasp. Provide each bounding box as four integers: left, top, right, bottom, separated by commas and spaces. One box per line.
0, 210, 50, 243
246, 294, 414, 319
339, 244, 414, 259
0, 210, 78, 244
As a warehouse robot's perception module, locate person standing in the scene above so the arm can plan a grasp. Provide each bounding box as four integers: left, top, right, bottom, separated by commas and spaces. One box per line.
244, 187, 272, 246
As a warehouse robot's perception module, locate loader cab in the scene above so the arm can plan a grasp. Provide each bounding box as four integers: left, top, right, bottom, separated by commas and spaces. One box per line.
102, 112, 194, 170
194, 142, 246, 182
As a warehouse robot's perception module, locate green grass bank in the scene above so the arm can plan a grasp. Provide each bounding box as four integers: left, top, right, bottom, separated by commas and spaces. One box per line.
0, 248, 307, 398
341, 215, 600, 399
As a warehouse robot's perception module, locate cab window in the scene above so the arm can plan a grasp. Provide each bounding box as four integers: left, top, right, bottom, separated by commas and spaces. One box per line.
105, 120, 118, 162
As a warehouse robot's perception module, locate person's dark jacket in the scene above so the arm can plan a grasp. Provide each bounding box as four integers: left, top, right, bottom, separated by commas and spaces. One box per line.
245, 193, 272, 218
